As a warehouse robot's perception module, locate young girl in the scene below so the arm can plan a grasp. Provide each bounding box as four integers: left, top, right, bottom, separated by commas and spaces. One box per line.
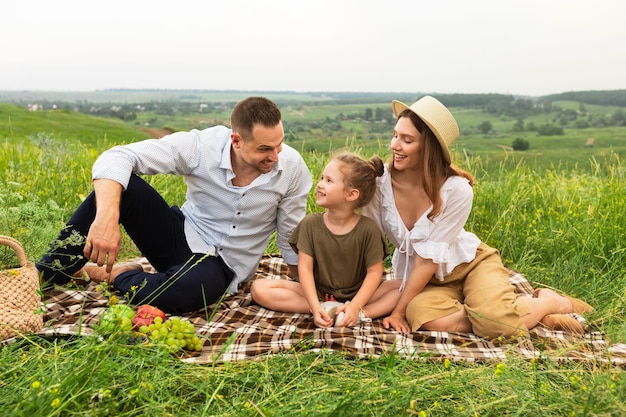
251, 152, 402, 327
362, 96, 593, 338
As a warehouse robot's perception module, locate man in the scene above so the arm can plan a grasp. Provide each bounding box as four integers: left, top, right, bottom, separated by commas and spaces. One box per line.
37, 97, 312, 314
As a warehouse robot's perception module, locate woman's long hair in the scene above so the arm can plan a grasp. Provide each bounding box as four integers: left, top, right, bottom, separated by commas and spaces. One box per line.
393, 110, 474, 220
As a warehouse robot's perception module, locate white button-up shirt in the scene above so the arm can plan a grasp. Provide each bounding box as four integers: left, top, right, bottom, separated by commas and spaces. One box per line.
362, 168, 480, 289
92, 125, 312, 292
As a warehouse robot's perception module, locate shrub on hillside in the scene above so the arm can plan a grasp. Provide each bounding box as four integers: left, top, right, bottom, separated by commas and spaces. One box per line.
537, 124, 564, 136
512, 138, 530, 151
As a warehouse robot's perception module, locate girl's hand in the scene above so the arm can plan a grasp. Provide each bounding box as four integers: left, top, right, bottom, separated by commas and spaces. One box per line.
335, 303, 360, 327
383, 312, 411, 334
312, 306, 334, 328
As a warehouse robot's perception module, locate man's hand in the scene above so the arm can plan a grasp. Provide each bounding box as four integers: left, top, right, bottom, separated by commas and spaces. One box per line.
83, 179, 123, 273
84, 225, 122, 273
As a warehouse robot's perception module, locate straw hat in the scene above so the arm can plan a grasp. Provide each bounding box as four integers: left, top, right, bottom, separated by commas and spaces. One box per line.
391, 96, 459, 164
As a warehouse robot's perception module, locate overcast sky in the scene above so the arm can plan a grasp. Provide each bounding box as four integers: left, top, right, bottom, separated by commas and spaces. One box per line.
2, 0, 625, 96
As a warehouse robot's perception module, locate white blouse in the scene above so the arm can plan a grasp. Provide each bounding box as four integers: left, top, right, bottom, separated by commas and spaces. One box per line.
362, 168, 481, 288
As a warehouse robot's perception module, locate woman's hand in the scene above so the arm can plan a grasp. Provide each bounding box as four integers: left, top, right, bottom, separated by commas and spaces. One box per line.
383, 311, 411, 334
383, 257, 437, 334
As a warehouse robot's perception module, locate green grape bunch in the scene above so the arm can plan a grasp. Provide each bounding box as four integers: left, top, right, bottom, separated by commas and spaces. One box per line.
95, 303, 204, 353
137, 316, 204, 353
96, 304, 136, 335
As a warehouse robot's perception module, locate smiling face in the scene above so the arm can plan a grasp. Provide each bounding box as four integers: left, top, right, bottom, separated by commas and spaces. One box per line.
232, 122, 284, 175
315, 159, 354, 209
389, 116, 423, 171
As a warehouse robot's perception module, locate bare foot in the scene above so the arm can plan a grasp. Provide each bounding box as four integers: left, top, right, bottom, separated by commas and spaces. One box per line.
541, 314, 586, 335
535, 288, 573, 314
82, 262, 143, 284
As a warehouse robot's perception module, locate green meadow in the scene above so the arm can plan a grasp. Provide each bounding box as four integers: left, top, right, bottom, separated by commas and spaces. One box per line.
1, 95, 626, 416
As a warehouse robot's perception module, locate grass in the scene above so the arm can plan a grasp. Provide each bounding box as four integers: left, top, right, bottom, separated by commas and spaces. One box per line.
3, 336, 625, 416
1, 101, 626, 416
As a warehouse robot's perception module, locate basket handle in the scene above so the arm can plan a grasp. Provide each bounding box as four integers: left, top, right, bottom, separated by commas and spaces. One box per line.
0, 235, 29, 267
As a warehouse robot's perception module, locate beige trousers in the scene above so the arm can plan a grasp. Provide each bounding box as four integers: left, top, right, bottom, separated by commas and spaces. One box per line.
405, 243, 530, 339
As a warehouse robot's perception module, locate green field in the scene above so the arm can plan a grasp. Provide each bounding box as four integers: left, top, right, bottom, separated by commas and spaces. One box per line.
1, 93, 626, 416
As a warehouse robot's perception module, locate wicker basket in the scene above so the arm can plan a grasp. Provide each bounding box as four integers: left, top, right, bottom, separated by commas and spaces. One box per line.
0, 236, 43, 341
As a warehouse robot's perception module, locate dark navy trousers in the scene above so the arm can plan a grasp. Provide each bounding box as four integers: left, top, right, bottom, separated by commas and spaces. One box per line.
37, 175, 234, 314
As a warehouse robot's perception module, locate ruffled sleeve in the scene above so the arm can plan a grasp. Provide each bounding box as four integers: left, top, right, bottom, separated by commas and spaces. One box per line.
411, 176, 480, 279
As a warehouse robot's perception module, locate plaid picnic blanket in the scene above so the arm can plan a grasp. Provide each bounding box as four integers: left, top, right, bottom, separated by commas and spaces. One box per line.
39, 256, 626, 366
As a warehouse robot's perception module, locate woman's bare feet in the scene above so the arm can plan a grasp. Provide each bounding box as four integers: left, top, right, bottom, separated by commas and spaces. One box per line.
540, 314, 586, 335
534, 288, 574, 314
534, 288, 594, 314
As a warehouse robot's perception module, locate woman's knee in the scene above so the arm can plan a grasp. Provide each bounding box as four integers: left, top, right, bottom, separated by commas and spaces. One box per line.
421, 309, 472, 333
466, 307, 526, 338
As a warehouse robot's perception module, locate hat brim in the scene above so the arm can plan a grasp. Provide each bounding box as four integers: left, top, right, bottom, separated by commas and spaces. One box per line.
392, 99, 453, 164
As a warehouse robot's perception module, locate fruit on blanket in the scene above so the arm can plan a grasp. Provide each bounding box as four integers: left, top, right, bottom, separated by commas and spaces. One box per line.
132, 304, 167, 330
98, 304, 136, 334
137, 316, 204, 352
96, 304, 202, 352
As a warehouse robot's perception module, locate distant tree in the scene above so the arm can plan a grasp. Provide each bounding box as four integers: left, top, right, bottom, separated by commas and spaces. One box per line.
477, 121, 492, 134
122, 112, 137, 121
537, 124, 564, 136
512, 138, 529, 151
611, 108, 626, 126
574, 120, 590, 129
592, 117, 608, 127
364, 108, 373, 121
512, 119, 524, 132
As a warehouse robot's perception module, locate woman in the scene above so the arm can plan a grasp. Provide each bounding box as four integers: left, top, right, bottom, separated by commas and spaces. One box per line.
362, 96, 592, 338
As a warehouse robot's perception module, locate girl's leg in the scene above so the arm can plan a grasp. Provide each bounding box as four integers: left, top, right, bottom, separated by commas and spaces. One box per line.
362, 279, 402, 319
250, 279, 310, 313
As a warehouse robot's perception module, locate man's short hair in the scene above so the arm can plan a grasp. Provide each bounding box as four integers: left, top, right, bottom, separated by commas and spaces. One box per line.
231, 97, 282, 139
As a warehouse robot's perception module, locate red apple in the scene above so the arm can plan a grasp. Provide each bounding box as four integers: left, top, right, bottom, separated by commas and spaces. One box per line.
132, 304, 166, 330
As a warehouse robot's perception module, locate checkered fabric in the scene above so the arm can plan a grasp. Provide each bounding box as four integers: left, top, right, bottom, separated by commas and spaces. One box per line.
38, 256, 626, 366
